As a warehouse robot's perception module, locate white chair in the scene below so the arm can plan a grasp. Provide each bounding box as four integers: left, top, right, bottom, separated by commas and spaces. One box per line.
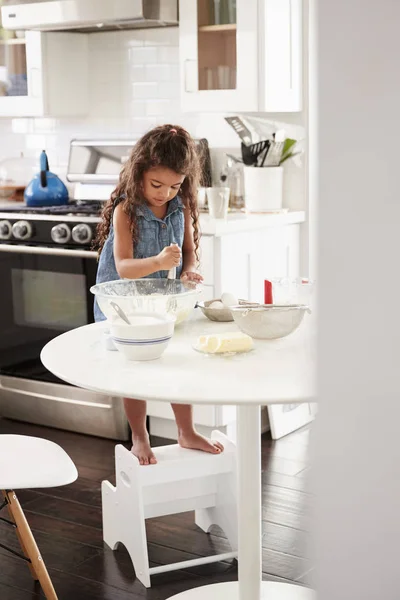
102, 430, 238, 588
0, 434, 78, 600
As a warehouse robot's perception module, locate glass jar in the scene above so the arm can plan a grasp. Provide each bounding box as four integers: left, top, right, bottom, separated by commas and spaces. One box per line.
0, 153, 36, 200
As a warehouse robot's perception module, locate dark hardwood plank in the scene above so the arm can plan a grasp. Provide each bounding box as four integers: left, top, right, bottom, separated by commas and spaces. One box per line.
0, 524, 100, 570
19, 511, 104, 549
0, 581, 42, 600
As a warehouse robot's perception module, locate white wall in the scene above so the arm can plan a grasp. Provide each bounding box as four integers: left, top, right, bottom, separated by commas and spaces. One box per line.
313, 0, 400, 598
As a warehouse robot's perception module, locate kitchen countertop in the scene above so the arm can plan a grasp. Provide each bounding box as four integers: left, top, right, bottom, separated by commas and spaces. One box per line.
199, 210, 305, 236
0, 199, 305, 237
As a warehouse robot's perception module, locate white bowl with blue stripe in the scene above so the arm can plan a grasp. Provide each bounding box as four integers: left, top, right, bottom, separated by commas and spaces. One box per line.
110, 312, 176, 361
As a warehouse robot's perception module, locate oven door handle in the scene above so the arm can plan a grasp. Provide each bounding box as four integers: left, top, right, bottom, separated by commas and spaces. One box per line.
0, 244, 97, 259
0, 383, 110, 408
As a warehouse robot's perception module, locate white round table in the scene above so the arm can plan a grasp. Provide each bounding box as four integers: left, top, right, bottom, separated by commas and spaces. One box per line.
41, 315, 316, 600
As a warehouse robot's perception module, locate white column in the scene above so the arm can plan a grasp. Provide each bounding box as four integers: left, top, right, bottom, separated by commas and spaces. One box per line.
236, 405, 262, 600
314, 1, 400, 599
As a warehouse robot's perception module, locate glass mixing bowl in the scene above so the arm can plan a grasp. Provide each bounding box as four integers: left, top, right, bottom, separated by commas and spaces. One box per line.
91, 279, 202, 325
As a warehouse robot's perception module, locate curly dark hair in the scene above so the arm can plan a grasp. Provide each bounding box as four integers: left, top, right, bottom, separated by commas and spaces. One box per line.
93, 124, 202, 261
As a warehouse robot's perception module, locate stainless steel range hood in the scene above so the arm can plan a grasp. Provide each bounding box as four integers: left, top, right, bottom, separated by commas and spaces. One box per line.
1, 0, 178, 33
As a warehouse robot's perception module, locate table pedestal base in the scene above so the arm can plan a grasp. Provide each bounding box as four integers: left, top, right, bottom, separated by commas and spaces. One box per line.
166, 581, 315, 599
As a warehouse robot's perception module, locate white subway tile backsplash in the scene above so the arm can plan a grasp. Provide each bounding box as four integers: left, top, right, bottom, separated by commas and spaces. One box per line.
33, 118, 58, 133
132, 82, 158, 100
129, 47, 158, 64
131, 100, 147, 118
157, 46, 179, 64
131, 65, 146, 82
130, 116, 157, 135
146, 99, 171, 117
25, 134, 47, 150
11, 118, 34, 134
144, 27, 179, 46
158, 81, 180, 100
145, 64, 171, 82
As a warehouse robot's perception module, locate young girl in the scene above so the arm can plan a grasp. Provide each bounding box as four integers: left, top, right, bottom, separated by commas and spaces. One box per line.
94, 124, 224, 465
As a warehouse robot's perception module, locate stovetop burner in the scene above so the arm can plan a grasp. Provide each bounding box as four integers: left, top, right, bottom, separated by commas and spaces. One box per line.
0, 201, 104, 216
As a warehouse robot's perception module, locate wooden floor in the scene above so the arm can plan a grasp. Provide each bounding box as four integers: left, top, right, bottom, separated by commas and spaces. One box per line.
0, 418, 312, 599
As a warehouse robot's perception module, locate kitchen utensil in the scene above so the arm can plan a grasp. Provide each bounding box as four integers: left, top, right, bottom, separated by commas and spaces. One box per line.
166, 244, 179, 309
24, 150, 69, 207
225, 116, 253, 146
230, 304, 310, 340
241, 140, 271, 166
110, 313, 176, 361
197, 298, 253, 323
263, 141, 286, 167
206, 187, 230, 219
91, 278, 201, 326
110, 301, 130, 325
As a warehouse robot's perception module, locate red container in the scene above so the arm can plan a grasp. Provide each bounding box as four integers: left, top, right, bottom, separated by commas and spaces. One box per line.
264, 280, 273, 304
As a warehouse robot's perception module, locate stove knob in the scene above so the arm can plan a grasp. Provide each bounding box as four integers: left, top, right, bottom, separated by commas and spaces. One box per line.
72, 223, 92, 245
0, 220, 12, 240
51, 223, 71, 244
12, 220, 32, 241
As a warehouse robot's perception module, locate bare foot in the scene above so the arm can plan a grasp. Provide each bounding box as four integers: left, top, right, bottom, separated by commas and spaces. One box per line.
178, 430, 224, 454
131, 434, 157, 465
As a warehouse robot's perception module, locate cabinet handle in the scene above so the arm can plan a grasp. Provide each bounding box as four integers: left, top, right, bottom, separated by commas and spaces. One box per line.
184, 59, 198, 93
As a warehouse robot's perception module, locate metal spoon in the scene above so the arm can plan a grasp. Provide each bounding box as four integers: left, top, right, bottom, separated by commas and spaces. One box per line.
110, 301, 130, 325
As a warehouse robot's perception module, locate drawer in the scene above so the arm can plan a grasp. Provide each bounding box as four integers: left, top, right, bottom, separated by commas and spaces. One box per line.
199, 236, 214, 285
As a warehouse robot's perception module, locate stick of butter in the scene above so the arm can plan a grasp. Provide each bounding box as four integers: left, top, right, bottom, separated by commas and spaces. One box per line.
198, 331, 253, 354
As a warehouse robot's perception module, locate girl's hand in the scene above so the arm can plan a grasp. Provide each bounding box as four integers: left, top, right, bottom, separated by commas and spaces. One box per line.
156, 245, 182, 271
181, 271, 204, 284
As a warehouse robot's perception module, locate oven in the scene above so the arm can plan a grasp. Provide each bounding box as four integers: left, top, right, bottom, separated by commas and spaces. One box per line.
0, 223, 129, 440
0, 243, 96, 382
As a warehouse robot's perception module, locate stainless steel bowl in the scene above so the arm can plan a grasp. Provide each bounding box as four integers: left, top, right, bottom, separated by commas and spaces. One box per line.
197, 299, 234, 322
197, 299, 255, 323
230, 304, 310, 340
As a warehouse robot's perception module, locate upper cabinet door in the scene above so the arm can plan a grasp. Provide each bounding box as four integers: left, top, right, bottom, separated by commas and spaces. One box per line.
0, 31, 44, 116
259, 0, 303, 112
179, 0, 259, 113
179, 0, 303, 113
0, 30, 88, 117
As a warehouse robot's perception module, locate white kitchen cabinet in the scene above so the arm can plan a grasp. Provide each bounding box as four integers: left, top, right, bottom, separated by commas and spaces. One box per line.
148, 213, 305, 439
0, 30, 88, 117
179, 0, 302, 113
202, 225, 301, 303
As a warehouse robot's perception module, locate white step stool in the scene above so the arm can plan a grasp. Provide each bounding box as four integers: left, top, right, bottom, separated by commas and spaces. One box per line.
102, 431, 238, 587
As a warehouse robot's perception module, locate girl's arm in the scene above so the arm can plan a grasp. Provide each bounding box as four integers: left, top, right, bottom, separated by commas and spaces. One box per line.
113, 203, 180, 279
181, 208, 203, 283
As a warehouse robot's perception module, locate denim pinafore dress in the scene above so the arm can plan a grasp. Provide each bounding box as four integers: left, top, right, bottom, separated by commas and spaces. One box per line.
94, 196, 185, 322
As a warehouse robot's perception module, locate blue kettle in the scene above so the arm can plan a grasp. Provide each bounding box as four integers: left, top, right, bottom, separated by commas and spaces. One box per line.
24, 150, 69, 207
